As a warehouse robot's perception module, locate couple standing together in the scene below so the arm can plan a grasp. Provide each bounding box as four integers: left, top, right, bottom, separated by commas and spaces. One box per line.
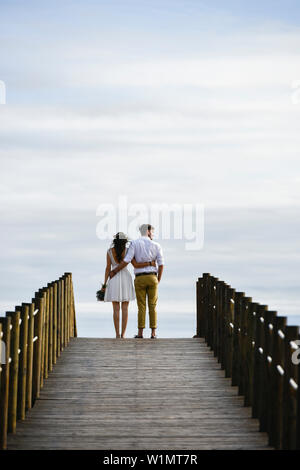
102, 224, 164, 339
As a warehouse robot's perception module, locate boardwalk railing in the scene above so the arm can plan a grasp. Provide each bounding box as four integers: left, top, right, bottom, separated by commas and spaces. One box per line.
196, 273, 300, 450
0, 272, 77, 449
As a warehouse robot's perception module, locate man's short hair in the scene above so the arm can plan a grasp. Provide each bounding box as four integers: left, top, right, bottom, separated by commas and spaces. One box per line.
139, 224, 154, 236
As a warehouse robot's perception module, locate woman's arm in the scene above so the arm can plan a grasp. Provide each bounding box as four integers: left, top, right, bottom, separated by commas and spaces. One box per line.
103, 252, 111, 288
131, 257, 156, 268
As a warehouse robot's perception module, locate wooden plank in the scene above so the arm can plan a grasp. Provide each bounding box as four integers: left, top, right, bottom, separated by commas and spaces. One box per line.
7, 338, 272, 450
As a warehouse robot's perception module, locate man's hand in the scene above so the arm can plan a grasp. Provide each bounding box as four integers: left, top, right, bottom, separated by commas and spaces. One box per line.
109, 269, 117, 278
157, 265, 164, 284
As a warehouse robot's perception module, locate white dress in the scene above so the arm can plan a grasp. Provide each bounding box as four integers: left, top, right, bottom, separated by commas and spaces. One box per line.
104, 248, 136, 302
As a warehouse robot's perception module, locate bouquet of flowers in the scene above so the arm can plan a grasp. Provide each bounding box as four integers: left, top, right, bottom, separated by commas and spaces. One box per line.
96, 283, 106, 301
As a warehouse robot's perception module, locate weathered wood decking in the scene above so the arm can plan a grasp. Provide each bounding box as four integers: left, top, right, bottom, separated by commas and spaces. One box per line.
7, 338, 272, 450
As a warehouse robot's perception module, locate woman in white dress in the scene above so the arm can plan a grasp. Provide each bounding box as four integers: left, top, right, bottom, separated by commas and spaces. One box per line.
102, 232, 156, 338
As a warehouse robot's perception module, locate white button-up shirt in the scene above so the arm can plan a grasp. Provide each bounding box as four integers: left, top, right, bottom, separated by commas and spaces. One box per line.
124, 236, 164, 275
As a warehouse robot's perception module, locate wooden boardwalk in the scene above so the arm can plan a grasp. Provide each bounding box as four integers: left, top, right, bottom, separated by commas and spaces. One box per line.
7, 338, 272, 450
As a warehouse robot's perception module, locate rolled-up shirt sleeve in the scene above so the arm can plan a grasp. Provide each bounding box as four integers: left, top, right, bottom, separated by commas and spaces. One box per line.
156, 244, 164, 266
124, 241, 135, 263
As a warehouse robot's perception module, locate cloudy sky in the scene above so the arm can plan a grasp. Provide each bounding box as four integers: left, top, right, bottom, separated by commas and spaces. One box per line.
1, 0, 300, 337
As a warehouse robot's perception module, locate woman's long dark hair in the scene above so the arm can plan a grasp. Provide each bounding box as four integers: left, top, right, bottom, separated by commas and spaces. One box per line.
112, 232, 129, 263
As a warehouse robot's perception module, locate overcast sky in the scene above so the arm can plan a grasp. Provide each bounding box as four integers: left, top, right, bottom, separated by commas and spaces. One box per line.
1, 1, 300, 337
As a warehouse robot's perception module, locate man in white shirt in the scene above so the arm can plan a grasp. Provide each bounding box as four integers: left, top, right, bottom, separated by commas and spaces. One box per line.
109, 224, 164, 339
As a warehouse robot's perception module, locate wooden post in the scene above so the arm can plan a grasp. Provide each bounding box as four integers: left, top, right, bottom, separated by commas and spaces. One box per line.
0, 317, 11, 450
239, 296, 252, 396
37, 290, 45, 387
25, 302, 34, 411
232, 292, 245, 387
215, 280, 222, 361
218, 282, 226, 369
60, 277, 65, 351
57, 279, 61, 357
195, 277, 203, 337
202, 273, 210, 343
65, 274, 69, 345
282, 325, 299, 449
260, 310, 277, 432
44, 288, 49, 378
269, 316, 287, 449
0, 323, 2, 399
17, 304, 29, 420
211, 277, 219, 355
245, 302, 259, 407
214, 280, 220, 357
53, 281, 58, 364
47, 283, 53, 372
252, 304, 268, 419
32, 296, 44, 404
219, 282, 225, 368
222, 285, 230, 376
207, 274, 213, 347
71, 275, 77, 338
67, 274, 71, 343
296, 334, 300, 449
6, 310, 21, 433
63, 274, 68, 347
224, 287, 235, 378
207, 276, 217, 350
264, 310, 277, 434
0, 322, 2, 371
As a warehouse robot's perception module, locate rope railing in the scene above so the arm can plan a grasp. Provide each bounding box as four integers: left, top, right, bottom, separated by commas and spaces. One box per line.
0, 272, 77, 450
196, 273, 300, 450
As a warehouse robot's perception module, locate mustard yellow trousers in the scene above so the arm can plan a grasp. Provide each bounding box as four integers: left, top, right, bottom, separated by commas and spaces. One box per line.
134, 274, 158, 329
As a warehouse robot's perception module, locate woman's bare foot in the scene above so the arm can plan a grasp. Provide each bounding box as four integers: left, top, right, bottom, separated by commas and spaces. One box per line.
116, 334, 121, 339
